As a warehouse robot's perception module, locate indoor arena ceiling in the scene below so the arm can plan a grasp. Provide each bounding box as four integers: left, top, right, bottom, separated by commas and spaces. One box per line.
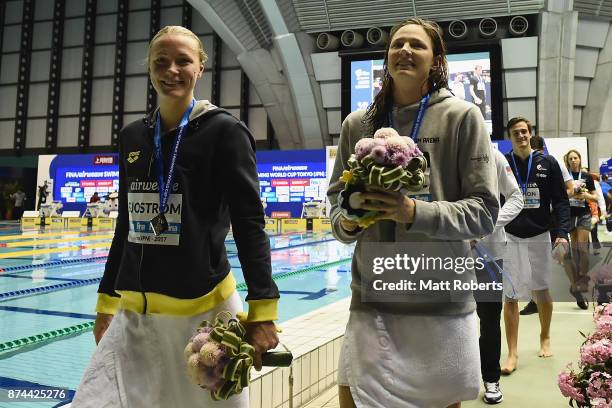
574, 0, 612, 20
290, 0, 546, 32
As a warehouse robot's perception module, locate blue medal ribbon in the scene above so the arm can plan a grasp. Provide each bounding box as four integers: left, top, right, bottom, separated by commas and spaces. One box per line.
510, 151, 533, 197
153, 98, 195, 216
473, 243, 517, 298
387, 93, 431, 142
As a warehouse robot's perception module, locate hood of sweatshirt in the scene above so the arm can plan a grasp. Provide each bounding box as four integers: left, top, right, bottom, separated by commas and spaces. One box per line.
144, 100, 219, 129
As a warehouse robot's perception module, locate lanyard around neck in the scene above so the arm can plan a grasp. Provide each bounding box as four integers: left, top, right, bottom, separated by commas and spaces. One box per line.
387, 93, 431, 142
153, 98, 195, 214
510, 151, 533, 196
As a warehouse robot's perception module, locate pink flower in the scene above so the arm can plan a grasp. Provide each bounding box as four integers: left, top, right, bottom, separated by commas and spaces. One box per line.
588, 330, 612, 344
558, 371, 586, 403
591, 397, 612, 408
597, 316, 612, 334
587, 371, 612, 400
386, 136, 409, 155
199, 342, 227, 367
401, 136, 417, 150
355, 138, 377, 160
390, 151, 409, 167
198, 365, 222, 389
580, 339, 612, 366
192, 332, 210, 352
370, 145, 388, 164
373, 127, 399, 139
596, 304, 612, 322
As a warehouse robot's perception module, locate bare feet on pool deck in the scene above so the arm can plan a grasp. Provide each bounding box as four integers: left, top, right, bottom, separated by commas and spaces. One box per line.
539, 336, 553, 357
501, 355, 518, 375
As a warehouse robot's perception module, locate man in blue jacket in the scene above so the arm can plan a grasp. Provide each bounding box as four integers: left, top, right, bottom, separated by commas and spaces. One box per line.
501, 117, 570, 375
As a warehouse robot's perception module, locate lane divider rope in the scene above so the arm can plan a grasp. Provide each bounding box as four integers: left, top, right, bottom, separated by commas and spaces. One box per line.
0, 321, 95, 354
0, 278, 102, 301
236, 257, 351, 290
0, 258, 352, 354
0, 255, 107, 274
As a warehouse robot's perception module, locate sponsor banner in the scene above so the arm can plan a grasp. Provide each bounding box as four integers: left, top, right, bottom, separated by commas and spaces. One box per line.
264, 218, 278, 234
49, 217, 64, 229
289, 179, 309, 187
94, 155, 117, 165
271, 211, 291, 218
312, 218, 331, 232
98, 218, 114, 230
21, 217, 39, 229
281, 218, 307, 233
67, 217, 82, 229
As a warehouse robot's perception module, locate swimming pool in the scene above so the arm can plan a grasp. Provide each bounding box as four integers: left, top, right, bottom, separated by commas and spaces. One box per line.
0, 224, 353, 407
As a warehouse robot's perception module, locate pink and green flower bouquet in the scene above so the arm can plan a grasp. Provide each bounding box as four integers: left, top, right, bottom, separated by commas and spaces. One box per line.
338, 127, 428, 227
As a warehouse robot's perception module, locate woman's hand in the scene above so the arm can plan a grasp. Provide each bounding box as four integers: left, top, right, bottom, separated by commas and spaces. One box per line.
244, 321, 279, 371
356, 186, 416, 224
339, 216, 360, 232
93, 313, 113, 345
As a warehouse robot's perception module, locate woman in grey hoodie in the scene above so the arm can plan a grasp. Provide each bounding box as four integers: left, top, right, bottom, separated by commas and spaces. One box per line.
328, 18, 499, 408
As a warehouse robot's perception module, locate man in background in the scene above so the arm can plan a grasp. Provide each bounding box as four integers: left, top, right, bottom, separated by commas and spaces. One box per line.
520, 135, 583, 314
469, 65, 487, 118
10, 188, 26, 220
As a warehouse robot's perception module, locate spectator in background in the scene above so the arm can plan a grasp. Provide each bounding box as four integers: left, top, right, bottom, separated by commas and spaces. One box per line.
36, 180, 49, 211
469, 65, 487, 118
450, 73, 465, 100
520, 135, 578, 315
501, 117, 570, 374
601, 174, 611, 198
89, 192, 100, 203
563, 150, 598, 305
10, 188, 26, 220
591, 173, 607, 255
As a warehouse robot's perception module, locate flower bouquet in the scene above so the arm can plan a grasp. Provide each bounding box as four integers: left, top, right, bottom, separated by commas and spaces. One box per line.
558, 304, 612, 407
184, 312, 293, 401
573, 180, 589, 196
338, 127, 428, 227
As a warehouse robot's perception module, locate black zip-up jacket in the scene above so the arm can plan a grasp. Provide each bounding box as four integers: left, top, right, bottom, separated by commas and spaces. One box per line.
96, 101, 279, 320
504, 150, 570, 240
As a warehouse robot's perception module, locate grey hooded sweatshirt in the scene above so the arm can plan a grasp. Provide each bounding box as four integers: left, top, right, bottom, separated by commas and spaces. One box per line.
327, 89, 499, 316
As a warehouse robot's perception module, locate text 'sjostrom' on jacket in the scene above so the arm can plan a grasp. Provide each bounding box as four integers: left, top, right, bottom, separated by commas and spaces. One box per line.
96, 100, 279, 322
327, 89, 500, 316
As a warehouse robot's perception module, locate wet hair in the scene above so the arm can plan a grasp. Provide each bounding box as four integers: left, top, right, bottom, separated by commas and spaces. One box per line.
564, 149, 583, 170
529, 134, 545, 151
506, 117, 532, 138
362, 18, 448, 135
147, 26, 208, 66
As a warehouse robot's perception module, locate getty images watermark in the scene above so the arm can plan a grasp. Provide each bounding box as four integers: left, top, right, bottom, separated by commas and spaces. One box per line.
371, 253, 501, 292
358, 242, 612, 303
358, 242, 504, 303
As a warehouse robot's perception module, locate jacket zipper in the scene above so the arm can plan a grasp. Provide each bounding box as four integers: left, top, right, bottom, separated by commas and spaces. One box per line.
137, 144, 155, 314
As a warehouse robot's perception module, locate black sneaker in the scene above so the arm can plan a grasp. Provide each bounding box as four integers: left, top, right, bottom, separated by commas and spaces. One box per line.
483, 381, 503, 404
570, 289, 588, 310
519, 300, 538, 315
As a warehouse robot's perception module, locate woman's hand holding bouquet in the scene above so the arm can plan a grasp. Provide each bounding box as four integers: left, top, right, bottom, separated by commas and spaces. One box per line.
338, 127, 428, 228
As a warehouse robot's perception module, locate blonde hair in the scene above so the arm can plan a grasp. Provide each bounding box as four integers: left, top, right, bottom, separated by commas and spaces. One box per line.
564, 149, 582, 169
147, 26, 208, 66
